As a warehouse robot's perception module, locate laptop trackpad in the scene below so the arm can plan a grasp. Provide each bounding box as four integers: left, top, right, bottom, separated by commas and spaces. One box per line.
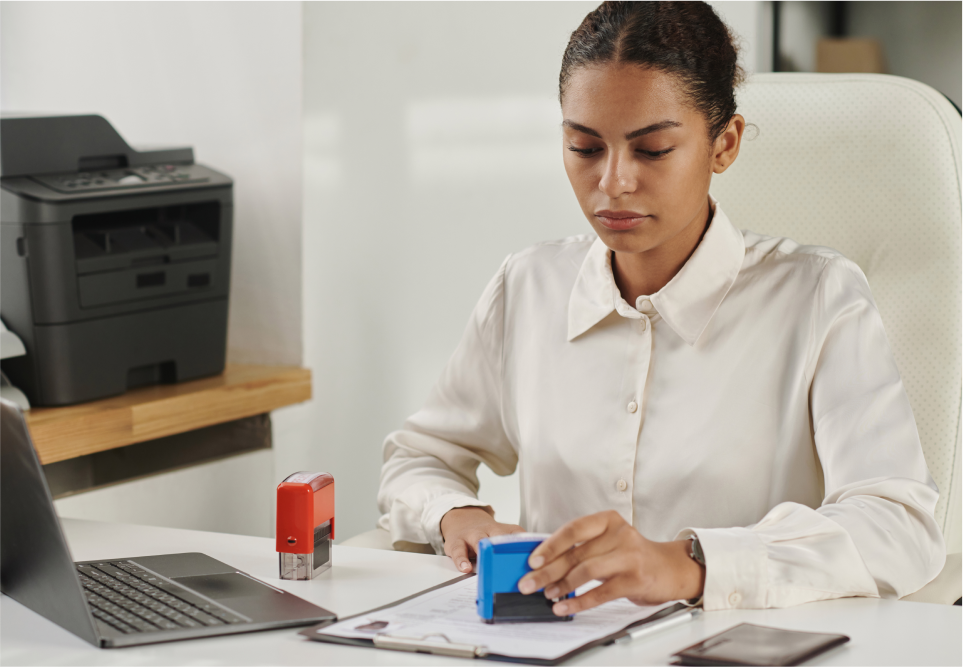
173, 573, 279, 600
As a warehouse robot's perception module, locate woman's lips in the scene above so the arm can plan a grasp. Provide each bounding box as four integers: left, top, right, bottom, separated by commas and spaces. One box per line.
595, 210, 649, 231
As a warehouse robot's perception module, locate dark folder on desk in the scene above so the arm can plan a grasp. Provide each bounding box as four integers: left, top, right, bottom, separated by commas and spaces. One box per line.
671, 623, 850, 666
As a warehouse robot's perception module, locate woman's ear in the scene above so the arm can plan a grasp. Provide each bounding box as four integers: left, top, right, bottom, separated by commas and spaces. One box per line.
711, 114, 745, 174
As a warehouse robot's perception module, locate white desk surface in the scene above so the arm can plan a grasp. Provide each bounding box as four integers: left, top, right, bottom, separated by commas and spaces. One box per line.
2, 518, 960, 666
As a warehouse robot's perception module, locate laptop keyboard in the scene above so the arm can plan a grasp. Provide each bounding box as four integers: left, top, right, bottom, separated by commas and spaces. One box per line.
77, 561, 248, 634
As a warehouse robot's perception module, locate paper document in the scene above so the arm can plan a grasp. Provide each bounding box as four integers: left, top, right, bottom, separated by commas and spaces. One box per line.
315, 577, 676, 661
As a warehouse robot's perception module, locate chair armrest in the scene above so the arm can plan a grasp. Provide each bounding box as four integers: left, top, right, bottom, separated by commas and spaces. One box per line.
340, 528, 393, 550
340, 527, 434, 554
900, 552, 962, 604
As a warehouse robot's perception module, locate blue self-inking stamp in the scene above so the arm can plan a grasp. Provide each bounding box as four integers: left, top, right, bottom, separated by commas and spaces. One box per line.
476, 533, 575, 624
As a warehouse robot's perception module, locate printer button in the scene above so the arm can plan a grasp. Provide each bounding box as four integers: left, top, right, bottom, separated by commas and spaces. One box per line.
117, 174, 145, 185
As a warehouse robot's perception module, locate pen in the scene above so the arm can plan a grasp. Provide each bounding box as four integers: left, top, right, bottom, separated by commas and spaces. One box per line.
615, 607, 702, 644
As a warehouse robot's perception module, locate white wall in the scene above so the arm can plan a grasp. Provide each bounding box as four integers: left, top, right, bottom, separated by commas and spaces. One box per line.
1, 1, 303, 537
50, 450, 275, 536
777, 1, 833, 72
290, 1, 775, 542
710, 1, 774, 74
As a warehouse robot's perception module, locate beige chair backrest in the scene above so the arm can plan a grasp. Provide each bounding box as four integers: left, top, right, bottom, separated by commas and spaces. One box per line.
711, 73, 962, 553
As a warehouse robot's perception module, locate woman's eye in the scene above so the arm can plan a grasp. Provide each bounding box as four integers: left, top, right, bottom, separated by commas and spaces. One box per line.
639, 148, 674, 159
567, 145, 601, 157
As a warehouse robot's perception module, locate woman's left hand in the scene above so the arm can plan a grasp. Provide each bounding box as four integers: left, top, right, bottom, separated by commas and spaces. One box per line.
517, 510, 705, 616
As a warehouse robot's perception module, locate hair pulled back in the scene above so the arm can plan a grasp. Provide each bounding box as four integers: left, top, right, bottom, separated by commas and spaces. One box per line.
560, 1, 744, 141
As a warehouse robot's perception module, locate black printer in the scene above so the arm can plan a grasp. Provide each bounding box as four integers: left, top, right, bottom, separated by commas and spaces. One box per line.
1, 114, 233, 406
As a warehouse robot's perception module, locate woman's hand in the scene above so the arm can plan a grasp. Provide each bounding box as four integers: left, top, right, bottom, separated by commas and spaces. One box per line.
517, 510, 704, 615
440, 506, 525, 573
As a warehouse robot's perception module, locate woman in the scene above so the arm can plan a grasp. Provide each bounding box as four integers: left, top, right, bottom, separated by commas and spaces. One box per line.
377, 1, 945, 613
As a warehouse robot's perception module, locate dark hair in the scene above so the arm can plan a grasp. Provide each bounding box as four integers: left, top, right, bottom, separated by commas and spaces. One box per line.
560, 1, 744, 141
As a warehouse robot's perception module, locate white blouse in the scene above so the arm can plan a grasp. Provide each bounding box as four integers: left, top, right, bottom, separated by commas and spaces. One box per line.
377, 202, 945, 611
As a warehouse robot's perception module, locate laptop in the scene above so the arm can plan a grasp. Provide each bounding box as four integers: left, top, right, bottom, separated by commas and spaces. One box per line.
0, 398, 336, 647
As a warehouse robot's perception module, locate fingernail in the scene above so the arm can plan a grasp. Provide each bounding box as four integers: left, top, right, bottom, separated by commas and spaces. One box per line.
529, 555, 544, 568
554, 602, 569, 615
518, 579, 535, 594
460, 561, 471, 572
545, 586, 559, 598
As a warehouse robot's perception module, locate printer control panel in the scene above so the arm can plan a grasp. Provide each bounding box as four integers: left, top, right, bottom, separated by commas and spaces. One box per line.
32, 164, 209, 194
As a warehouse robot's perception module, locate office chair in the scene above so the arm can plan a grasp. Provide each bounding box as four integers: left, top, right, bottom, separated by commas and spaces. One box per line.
710, 72, 961, 604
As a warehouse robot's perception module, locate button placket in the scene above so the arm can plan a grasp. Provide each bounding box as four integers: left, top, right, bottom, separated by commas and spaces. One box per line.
620, 315, 653, 526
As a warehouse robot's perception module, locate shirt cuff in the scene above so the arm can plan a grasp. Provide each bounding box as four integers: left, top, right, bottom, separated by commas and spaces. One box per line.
423, 494, 492, 555
677, 526, 768, 611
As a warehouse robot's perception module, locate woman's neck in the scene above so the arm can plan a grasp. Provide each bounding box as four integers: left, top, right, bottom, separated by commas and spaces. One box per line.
612, 201, 713, 305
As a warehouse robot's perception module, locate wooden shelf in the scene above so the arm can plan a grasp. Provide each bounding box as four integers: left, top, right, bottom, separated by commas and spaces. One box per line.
25, 364, 311, 465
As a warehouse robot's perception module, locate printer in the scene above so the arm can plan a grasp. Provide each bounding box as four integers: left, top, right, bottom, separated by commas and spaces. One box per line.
1, 114, 233, 406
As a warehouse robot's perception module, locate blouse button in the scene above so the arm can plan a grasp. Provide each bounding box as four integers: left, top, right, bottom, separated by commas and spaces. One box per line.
616, 479, 628, 492
627, 401, 638, 413
638, 318, 648, 332
728, 592, 742, 606
638, 298, 653, 311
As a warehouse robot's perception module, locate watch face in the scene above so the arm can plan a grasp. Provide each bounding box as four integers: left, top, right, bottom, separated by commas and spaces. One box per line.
691, 537, 706, 566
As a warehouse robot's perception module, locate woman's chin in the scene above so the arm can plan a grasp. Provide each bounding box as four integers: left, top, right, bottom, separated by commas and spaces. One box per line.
592, 226, 662, 255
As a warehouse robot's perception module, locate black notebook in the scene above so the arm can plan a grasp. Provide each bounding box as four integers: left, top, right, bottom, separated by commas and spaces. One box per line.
671, 623, 850, 666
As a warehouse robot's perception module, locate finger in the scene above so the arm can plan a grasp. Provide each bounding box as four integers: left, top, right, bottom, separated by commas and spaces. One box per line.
552, 579, 624, 616
519, 540, 581, 594
547, 553, 625, 599
519, 525, 623, 594
446, 539, 474, 573
528, 511, 619, 570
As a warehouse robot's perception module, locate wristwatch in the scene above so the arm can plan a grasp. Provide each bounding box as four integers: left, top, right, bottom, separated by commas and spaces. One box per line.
684, 535, 705, 608
688, 535, 706, 566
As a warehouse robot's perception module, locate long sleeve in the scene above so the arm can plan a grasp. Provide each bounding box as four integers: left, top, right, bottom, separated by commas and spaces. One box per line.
378, 256, 518, 554
680, 257, 946, 610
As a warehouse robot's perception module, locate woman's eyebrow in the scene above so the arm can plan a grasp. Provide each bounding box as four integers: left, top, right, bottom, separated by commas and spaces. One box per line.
562, 119, 681, 140
625, 120, 681, 139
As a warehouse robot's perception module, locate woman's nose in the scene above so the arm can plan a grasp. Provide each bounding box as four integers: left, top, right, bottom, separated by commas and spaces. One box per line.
598, 150, 639, 199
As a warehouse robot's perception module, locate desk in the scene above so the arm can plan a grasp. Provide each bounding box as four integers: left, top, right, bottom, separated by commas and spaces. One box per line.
2, 519, 960, 666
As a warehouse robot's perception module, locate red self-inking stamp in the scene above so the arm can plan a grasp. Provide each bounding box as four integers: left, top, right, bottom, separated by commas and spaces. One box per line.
276, 471, 334, 580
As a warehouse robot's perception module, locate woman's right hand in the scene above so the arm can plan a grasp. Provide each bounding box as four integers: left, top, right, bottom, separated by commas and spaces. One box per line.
440, 506, 524, 573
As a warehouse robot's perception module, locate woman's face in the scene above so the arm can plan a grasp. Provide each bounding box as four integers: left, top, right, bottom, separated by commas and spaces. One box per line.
561, 64, 738, 258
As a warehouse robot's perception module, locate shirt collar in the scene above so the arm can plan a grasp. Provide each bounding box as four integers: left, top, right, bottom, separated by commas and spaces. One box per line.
567, 199, 746, 345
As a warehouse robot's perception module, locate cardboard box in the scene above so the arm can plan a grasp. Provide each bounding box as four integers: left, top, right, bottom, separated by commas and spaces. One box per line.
817, 38, 886, 73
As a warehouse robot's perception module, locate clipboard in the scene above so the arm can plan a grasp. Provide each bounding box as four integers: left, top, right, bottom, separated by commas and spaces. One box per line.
299, 574, 689, 665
